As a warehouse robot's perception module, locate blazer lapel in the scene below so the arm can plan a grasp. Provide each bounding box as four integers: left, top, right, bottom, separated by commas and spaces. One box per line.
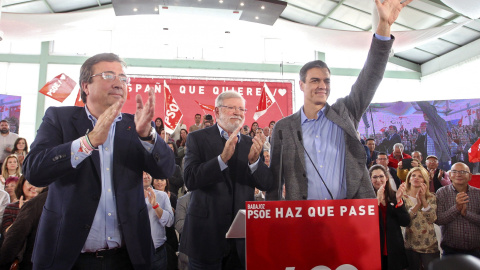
324, 104, 358, 140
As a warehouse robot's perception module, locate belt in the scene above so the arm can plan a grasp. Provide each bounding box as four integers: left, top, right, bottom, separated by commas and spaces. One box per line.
82, 247, 126, 258
155, 243, 165, 253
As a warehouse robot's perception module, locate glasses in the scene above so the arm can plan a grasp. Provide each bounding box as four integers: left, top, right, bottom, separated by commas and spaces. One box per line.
219, 105, 247, 113
90, 71, 130, 84
372, 175, 385, 180
450, 170, 471, 175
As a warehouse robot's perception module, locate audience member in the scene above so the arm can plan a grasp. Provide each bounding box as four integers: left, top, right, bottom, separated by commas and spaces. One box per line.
11, 138, 28, 165
0, 188, 8, 234
0, 120, 18, 170
268, 121, 275, 131
425, 155, 450, 193
1, 176, 41, 235
366, 138, 379, 168
189, 114, 203, 133
263, 149, 270, 167
0, 155, 21, 189
381, 125, 402, 154
143, 172, 174, 270
175, 192, 191, 270
4, 177, 18, 203
369, 164, 410, 270
181, 91, 273, 269
396, 158, 421, 183
153, 178, 178, 270
203, 114, 214, 127
403, 166, 440, 269
176, 128, 188, 148
155, 117, 164, 134
436, 162, 480, 259
0, 188, 47, 270
388, 143, 412, 169
453, 135, 473, 172
411, 150, 425, 167
249, 121, 259, 138
376, 152, 401, 191
415, 122, 427, 161
240, 125, 250, 136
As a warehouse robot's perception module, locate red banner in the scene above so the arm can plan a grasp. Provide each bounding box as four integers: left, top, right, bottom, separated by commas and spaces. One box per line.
39, 73, 76, 102
469, 138, 480, 163
123, 78, 293, 129
246, 199, 381, 270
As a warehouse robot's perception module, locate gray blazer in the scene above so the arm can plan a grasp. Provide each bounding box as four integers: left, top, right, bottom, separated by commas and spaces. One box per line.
266, 36, 394, 201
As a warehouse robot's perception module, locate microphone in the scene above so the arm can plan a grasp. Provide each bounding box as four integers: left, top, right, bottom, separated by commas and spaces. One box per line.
277, 130, 284, 200
297, 131, 334, 200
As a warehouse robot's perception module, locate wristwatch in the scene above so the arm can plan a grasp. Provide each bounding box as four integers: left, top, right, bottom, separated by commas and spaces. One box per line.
139, 126, 156, 141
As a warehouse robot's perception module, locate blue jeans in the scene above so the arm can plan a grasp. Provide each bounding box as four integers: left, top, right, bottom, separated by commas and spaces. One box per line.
152, 244, 167, 270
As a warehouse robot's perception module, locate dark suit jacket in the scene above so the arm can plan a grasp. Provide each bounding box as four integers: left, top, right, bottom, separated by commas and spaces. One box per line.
0, 190, 48, 270
378, 202, 410, 270
266, 36, 393, 201
417, 101, 451, 163
180, 124, 273, 263
415, 133, 427, 159
23, 106, 176, 270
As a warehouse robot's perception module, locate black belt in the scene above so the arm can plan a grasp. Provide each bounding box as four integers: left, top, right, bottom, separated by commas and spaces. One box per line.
82, 247, 126, 258
155, 243, 165, 253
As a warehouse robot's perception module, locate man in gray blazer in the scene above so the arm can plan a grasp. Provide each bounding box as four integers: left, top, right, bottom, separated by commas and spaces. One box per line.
266, 0, 413, 201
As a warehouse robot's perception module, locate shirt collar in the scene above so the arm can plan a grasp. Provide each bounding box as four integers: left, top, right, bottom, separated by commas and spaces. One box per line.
84, 105, 122, 125
217, 124, 241, 142
300, 106, 326, 124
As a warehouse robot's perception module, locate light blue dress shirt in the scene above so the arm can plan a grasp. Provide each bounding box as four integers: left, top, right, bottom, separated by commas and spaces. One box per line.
70, 106, 157, 252
216, 125, 259, 172
146, 188, 174, 249
301, 106, 346, 200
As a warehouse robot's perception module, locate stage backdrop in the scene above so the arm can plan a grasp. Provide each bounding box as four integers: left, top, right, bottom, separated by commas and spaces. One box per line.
0, 94, 22, 134
123, 77, 293, 129
359, 98, 480, 156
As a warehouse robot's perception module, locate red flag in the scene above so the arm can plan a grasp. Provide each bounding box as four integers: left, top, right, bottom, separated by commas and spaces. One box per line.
74, 89, 85, 107
469, 138, 480, 163
458, 117, 463, 127
194, 100, 215, 111
163, 80, 183, 134
253, 83, 276, 121
39, 73, 76, 102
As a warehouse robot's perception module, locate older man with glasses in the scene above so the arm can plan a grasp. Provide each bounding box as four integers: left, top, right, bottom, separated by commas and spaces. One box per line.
436, 162, 480, 259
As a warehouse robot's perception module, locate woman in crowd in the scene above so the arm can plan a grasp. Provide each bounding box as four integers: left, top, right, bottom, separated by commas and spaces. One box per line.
369, 164, 410, 270
269, 120, 275, 130
403, 167, 439, 269
176, 129, 188, 148
152, 178, 178, 270
154, 117, 164, 134
1, 176, 41, 234
4, 177, 18, 203
249, 122, 259, 137
11, 138, 28, 165
0, 155, 22, 188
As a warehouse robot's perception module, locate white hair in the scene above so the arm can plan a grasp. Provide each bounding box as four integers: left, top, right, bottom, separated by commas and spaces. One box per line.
393, 143, 404, 152
215, 91, 245, 107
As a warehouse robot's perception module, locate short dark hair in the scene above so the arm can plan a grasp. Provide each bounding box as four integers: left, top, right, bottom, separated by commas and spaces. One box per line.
366, 138, 375, 143
0, 120, 9, 124
79, 53, 126, 103
378, 152, 387, 157
195, 113, 201, 117
299, 60, 331, 82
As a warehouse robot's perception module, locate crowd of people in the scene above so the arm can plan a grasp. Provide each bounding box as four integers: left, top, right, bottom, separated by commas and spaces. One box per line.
0, 1, 479, 269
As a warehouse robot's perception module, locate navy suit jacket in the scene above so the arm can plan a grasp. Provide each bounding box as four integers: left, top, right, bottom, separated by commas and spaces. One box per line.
180, 124, 273, 263
23, 106, 175, 270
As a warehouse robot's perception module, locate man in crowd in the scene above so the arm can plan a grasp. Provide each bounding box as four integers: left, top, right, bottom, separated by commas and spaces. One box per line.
0, 120, 18, 168
411, 150, 425, 167
417, 101, 451, 171
436, 162, 480, 258
266, 0, 412, 201
415, 122, 427, 159
376, 152, 401, 191
425, 155, 450, 193
453, 135, 473, 172
203, 114, 214, 127
366, 138, 379, 168
189, 113, 203, 133
388, 143, 412, 169
181, 91, 273, 269
23, 53, 176, 269
142, 172, 174, 269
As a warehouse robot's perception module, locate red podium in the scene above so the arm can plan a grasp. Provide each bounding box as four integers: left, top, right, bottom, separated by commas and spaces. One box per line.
245, 199, 381, 270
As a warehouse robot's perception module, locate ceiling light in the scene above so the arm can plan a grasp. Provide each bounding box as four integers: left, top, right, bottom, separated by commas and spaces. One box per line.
219, 0, 223, 3
255, 16, 259, 20
133, 8, 138, 12
198, 0, 201, 1
154, 7, 158, 11
240, 2, 244, 6
261, 5, 265, 9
